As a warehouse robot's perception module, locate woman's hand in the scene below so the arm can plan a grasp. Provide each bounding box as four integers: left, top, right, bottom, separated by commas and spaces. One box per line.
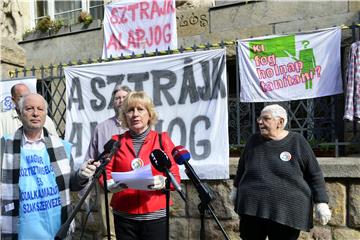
107, 179, 128, 193
315, 203, 332, 225
148, 175, 167, 190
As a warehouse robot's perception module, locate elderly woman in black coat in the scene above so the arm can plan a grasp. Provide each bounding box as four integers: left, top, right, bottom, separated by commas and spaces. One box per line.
232, 104, 331, 240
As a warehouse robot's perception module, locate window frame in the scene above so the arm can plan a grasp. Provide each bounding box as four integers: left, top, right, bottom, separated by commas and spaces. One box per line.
30, 0, 94, 28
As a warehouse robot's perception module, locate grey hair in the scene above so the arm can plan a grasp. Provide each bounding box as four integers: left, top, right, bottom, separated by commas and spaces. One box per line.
112, 85, 132, 97
261, 104, 288, 127
18, 93, 48, 115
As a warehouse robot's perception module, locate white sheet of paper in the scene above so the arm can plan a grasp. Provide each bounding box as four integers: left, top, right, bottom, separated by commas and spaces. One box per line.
111, 164, 155, 191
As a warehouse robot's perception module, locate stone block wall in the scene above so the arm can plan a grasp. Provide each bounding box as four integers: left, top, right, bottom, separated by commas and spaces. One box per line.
73, 157, 360, 240
0, 37, 26, 80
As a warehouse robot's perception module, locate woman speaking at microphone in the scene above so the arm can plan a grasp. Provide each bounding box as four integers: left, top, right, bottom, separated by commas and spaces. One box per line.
99, 91, 181, 240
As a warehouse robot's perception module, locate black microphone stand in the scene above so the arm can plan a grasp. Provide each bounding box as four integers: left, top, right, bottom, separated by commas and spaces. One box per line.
185, 169, 230, 240
164, 178, 171, 240
54, 158, 112, 240
102, 170, 111, 240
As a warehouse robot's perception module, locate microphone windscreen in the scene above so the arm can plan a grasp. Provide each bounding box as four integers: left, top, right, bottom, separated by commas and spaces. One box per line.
103, 139, 117, 153
150, 149, 171, 172
172, 146, 191, 165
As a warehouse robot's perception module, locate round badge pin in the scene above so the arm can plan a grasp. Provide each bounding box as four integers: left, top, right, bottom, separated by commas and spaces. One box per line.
280, 151, 292, 162
131, 158, 144, 169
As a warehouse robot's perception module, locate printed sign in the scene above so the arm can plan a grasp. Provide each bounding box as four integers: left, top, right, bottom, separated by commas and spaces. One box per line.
65, 49, 229, 179
0, 77, 37, 112
102, 0, 177, 58
237, 27, 343, 102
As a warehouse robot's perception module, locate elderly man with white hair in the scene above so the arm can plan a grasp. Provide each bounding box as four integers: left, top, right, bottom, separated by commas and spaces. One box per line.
232, 104, 331, 240
0, 93, 99, 239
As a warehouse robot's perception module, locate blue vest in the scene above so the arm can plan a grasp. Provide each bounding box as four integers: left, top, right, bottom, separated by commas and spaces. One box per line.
18, 147, 62, 239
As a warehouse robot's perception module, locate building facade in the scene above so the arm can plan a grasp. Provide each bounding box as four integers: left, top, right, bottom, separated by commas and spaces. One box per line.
2, 1, 360, 239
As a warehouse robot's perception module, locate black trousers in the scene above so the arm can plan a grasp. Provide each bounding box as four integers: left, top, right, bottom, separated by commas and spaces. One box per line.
240, 214, 300, 240
113, 214, 166, 240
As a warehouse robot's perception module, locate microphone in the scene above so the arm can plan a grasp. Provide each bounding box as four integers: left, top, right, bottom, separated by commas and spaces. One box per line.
172, 146, 214, 204
149, 149, 186, 201
94, 140, 120, 176
93, 139, 117, 162
107, 141, 120, 161
56, 141, 120, 240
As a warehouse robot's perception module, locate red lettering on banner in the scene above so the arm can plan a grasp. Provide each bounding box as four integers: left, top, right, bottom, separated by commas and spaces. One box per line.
135, 28, 146, 47
252, 44, 264, 53
151, 1, 161, 19
110, 7, 127, 24
128, 3, 139, 21
109, 0, 176, 24
260, 81, 270, 92
106, 33, 125, 50
254, 54, 276, 67
163, 23, 171, 43
274, 64, 286, 76
140, 2, 150, 19
106, 24, 173, 51
259, 68, 323, 93
256, 68, 266, 79
166, 0, 176, 13
146, 29, 154, 47
154, 25, 162, 44
128, 31, 137, 49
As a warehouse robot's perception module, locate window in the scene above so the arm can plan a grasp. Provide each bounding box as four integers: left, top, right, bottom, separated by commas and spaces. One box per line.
89, 1, 104, 21
35, 0, 48, 24
54, 0, 82, 25
31, 0, 104, 27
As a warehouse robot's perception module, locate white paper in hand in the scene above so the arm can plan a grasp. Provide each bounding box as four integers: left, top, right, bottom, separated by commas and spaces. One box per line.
111, 164, 155, 190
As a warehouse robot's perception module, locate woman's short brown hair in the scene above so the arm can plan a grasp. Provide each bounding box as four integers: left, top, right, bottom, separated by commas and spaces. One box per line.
121, 91, 158, 129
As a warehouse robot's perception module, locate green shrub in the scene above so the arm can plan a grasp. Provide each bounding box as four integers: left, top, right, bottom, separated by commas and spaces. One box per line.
36, 16, 52, 32
78, 11, 93, 26
52, 19, 64, 33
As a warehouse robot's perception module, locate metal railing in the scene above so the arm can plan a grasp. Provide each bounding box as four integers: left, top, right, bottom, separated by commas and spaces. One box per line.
11, 61, 358, 157
10, 22, 360, 156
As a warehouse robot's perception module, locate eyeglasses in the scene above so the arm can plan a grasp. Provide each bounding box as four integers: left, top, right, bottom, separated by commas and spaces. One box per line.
257, 115, 275, 122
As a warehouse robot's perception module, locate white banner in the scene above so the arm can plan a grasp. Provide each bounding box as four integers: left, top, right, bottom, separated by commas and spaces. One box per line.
65, 49, 229, 179
102, 0, 177, 58
0, 77, 37, 112
238, 27, 343, 102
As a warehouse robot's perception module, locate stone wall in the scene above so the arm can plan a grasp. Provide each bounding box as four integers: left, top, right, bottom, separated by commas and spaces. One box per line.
73, 157, 360, 240
0, 37, 26, 79
0, 0, 26, 79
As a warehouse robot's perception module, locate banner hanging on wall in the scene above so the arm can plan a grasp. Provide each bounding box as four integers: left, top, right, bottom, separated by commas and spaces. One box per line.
64, 49, 229, 179
102, 0, 177, 58
237, 27, 343, 102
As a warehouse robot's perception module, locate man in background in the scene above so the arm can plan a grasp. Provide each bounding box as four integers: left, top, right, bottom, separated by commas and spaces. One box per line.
85, 84, 131, 239
0, 83, 58, 137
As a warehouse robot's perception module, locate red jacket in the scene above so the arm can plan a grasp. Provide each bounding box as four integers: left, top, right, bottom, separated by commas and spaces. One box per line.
99, 130, 181, 214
